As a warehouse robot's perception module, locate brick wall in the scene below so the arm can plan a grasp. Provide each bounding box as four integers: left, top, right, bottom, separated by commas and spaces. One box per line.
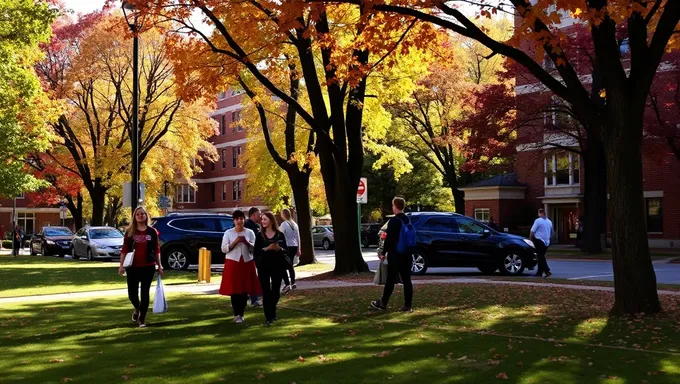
642, 140, 680, 239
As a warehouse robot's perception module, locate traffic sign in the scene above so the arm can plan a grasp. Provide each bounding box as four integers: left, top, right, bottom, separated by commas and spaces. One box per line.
356, 178, 367, 204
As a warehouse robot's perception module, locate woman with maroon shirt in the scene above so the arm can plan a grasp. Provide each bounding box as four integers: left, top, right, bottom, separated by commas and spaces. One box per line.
118, 206, 163, 328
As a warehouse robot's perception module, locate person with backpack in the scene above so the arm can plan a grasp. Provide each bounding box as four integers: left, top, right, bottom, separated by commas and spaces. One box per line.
279, 208, 299, 293
371, 197, 415, 312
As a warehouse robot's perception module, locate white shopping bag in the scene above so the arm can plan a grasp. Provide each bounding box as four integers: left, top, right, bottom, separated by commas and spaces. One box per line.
152, 276, 168, 314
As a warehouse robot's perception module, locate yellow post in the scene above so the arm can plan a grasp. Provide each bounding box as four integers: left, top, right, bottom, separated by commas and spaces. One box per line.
204, 249, 211, 283
198, 248, 212, 283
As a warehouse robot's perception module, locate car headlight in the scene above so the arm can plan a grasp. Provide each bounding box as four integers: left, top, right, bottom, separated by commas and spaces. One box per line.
90, 241, 100, 248
46, 240, 55, 245
523, 239, 535, 248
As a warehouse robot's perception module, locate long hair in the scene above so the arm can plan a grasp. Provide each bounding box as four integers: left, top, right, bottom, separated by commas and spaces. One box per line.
125, 206, 151, 238
281, 208, 296, 229
261, 212, 280, 233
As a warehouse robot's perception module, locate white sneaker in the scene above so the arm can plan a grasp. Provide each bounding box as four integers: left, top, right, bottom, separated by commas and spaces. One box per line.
235, 315, 244, 324
282, 285, 292, 294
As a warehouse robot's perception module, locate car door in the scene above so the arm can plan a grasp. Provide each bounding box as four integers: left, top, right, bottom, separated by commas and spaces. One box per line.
417, 217, 464, 267
170, 218, 215, 258
75, 229, 88, 255
210, 218, 235, 263
454, 217, 495, 264
32, 229, 43, 251
311, 227, 321, 247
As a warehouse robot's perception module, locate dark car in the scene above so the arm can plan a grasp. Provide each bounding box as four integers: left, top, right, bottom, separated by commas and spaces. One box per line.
361, 223, 383, 248
152, 214, 234, 270
30, 226, 74, 257
377, 212, 537, 276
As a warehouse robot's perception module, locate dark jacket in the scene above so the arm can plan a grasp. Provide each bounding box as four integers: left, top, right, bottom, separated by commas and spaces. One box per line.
124, 227, 159, 263
383, 213, 410, 258
255, 230, 289, 269
245, 219, 261, 236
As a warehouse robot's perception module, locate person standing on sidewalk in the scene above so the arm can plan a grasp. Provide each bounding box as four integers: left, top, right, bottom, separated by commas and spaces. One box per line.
245, 207, 263, 308
118, 206, 163, 328
255, 212, 288, 327
12, 225, 21, 256
220, 210, 261, 324
279, 208, 300, 293
371, 197, 414, 312
531, 208, 553, 278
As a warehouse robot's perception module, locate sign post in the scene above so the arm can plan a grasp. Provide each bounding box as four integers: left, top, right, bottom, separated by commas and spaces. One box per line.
356, 178, 367, 247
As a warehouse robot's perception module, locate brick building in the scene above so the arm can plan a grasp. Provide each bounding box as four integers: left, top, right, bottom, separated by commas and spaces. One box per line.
462, 13, 680, 248
0, 195, 62, 239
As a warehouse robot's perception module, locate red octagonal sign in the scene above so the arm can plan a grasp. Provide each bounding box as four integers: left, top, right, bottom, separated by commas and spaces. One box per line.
357, 180, 366, 195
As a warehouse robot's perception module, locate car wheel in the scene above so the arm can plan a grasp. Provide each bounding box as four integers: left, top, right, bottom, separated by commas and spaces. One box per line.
499, 252, 525, 276
322, 238, 332, 250
477, 266, 497, 275
87, 248, 94, 261
411, 253, 428, 275
71, 246, 79, 260
165, 248, 190, 270
42, 243, 50, 257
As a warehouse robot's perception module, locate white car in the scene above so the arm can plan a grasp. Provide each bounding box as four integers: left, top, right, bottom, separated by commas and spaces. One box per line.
71, 226, 124, 261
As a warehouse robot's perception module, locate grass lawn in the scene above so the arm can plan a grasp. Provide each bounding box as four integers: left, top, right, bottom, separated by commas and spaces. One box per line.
0, 255, 221, 298
2, 284, 680, 383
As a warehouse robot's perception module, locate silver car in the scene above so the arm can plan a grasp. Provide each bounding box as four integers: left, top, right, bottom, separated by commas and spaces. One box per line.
71, 226, 124, 261
312, 226, 335, 250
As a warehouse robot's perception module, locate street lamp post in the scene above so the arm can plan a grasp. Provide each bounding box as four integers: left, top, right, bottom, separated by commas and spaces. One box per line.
122, 1, 141, 215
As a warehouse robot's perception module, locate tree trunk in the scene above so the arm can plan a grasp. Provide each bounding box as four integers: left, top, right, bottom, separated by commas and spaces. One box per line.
452, 188, 465, 215
104, 196, 122, 227
66, 193, 84, 230
602, 107, 661, 315
289, 171, 316, 266
581, 134, 607, 253
89, 186, 107, 226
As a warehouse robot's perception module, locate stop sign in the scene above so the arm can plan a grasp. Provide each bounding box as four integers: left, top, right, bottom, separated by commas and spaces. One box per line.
357, 180, 366, 195
357, 178, 367, 203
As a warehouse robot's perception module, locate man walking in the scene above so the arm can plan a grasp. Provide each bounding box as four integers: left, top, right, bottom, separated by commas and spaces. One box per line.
531, 208, 553, 278
245, 207, 263, 307
371, 197, 414, 312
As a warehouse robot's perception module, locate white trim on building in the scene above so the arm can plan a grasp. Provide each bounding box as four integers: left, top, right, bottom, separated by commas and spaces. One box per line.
210, 103, 243, 117
193, 175, 247, 184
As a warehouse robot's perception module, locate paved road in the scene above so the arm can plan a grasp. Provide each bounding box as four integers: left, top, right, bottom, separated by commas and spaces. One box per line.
7, 247, 679, 284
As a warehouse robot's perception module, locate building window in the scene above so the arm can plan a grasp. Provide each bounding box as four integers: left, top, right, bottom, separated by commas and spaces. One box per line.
17, 212, 35, 235
222, 183, 227, 201
231, 111, 243, 132
175, 184, 196, 203
544, 96, 574, 128
210, 183, 216, 202
544, 151, 580, 186
221, 115, 226, 135
231, 112, 237, 132
646, 198, 663, 233
474, 208, 490, 223
232, 180, 242, 201
16, 193, 25, 199
232, 146, 241, 168
221, 149, 227, 169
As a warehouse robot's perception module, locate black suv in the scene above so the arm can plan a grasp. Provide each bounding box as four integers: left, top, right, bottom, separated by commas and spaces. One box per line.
152, 213, 234, 270
378, 212, 537, 276
361, 223, 383, 248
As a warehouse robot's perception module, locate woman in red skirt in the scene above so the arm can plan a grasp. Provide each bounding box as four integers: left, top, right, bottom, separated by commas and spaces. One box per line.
220, 209, 261, 323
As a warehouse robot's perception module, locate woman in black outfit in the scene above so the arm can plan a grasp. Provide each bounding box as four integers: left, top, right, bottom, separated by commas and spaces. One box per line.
255, 212, 289, 327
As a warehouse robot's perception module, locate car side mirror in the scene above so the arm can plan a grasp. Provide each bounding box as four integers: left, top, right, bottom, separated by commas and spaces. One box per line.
80, 235, 88, 240
482, 229, 491, 238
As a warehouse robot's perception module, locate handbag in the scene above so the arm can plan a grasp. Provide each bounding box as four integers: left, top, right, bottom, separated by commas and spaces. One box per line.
373, 259, 402, 286
152, 276, 168, 314
123, 251, 135, 268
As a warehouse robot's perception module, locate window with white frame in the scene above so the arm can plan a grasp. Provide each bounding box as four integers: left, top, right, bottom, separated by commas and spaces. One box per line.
222, 183, 227, 201
232, 146, 241, 168
545, 151, 580, 186
474, 208, 490, 223
544, 96, 574, 128
17, 212, 35, 235
232, 180, 242, 201
176, 184, 196, 203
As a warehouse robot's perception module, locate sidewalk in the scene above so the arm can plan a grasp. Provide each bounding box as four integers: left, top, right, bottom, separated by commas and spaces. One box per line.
2, 275, 679, 305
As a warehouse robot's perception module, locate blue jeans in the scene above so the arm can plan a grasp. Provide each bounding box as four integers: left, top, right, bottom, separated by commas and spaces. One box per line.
250, 295, 260, 304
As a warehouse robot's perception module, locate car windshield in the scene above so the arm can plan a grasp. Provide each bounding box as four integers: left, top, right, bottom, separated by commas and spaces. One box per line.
89, 228, 123, 239
326, 227, 333, 232
44, 228, 73, 236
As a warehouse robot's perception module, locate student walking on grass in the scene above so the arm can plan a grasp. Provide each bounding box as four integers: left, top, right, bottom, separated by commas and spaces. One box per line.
279, 208, 300, 293
244, 207, 263, 308
371, 197, 415, 313
220, 210, 261, 324
255, 212, 289, 327
118, 206, 163, 328
531, 208, 553, 278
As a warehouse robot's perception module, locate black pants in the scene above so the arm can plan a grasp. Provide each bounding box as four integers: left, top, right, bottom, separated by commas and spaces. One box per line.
126, 266, 155, 323
12, 241, 20, 256
258, 265, 283, 322
533, 239, 550, 274
381, 255, 413, 308
282, 246, 297, 286
231, 294, 248, 317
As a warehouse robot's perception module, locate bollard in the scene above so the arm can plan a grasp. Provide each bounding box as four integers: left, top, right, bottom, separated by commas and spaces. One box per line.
198, 248, 211, 283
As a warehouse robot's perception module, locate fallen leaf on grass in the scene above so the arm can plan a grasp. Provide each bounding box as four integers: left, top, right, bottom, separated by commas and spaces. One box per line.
376, 351, 391, 358
456, 356, 468, 361
256, 373, 265, 380
50, 359, 64, 363
61, 379, 73, 383
128, 364, 136, 368
297, 356, 305, 362
496, 372, 509, 380
121, 375, 129, 381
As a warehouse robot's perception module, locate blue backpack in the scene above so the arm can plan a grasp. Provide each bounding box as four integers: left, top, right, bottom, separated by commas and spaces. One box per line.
396, 217, 417, 254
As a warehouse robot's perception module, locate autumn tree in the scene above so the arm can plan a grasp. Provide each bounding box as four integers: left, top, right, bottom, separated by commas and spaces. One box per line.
34, 11, 215, 226
136, 0, 438, 274
326, 0, 680, 315
0, 0, 56, 198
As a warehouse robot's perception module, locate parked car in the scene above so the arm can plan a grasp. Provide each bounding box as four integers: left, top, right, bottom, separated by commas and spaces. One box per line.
152, 214, 234, 270
377, 212, 537, 276
361, 223, 383, 248
30, 226, 73, 257
71, 226, 124, 261
312, 225, 335, 250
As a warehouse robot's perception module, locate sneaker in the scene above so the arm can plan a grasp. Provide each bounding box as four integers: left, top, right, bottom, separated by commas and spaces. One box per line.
132, 310, 139, 323
282, 285, 292, 294
545, 271, 552, 278
235, 316, 244, 324
264, 321, 272, 327
291, 283, 297, 290
252, 301, 262, 308
139, 323, 146, 328
370, 300, 386, 311
400, 306, 413, 313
